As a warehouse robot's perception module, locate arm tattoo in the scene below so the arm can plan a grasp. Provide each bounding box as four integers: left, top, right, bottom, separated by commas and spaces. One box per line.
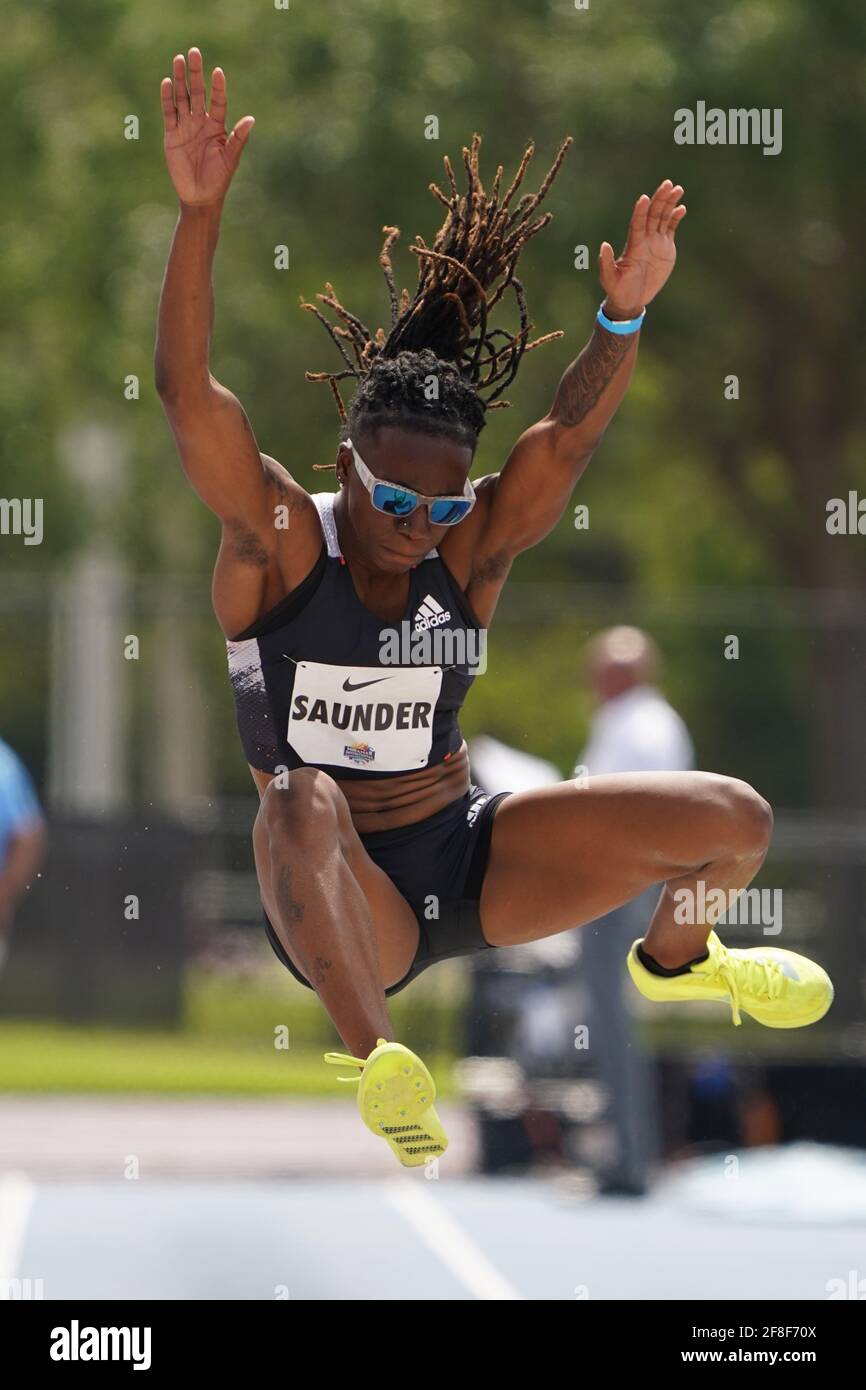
263, 458, 312, 517
276, 865, 305, 923
555, 325, 635, 428
311, 956, 332, 986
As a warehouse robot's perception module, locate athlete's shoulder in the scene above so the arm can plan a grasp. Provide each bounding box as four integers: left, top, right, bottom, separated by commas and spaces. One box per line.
469, 471, 500, 504
437, 472, 507, 567
436, 472, 498, 579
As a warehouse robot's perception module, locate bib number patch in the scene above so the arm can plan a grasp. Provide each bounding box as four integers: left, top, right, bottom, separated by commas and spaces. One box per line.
287, 661, 443, 771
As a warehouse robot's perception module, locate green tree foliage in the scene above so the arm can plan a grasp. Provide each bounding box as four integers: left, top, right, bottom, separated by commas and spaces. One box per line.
1, 0, 864, 805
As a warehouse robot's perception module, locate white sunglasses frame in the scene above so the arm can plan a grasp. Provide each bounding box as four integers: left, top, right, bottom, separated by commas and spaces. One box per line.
343, 437, 476, 524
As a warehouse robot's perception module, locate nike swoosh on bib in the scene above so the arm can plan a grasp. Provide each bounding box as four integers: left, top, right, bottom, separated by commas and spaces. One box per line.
342, 676, 391, 692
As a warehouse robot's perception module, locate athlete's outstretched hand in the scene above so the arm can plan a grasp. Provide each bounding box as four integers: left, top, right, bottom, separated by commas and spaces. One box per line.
599, 180, 686, 314
161, 48, 255, 207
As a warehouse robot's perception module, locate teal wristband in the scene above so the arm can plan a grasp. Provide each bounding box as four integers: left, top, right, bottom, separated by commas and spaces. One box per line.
597, 302, 646, 334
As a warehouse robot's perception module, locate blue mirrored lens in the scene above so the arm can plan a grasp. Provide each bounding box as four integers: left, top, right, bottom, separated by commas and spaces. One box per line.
373, 484, 417, 516
429, 499, 471, 525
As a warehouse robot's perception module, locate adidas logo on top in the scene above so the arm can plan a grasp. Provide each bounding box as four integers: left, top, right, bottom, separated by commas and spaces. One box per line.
414, 593, 451, 632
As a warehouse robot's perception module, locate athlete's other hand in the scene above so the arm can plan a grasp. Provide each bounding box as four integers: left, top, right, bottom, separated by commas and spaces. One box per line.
598, 180, 686, 317
161, 48, 255, 207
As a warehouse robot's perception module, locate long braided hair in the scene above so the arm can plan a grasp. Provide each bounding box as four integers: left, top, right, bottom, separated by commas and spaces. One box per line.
303, 132, 572, 470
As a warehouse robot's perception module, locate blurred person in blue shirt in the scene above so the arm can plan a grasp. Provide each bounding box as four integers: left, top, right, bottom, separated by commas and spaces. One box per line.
0, 738, 46, 972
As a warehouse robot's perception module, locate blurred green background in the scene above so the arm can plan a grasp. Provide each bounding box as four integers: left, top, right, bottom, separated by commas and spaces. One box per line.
1, 0, 864, 1091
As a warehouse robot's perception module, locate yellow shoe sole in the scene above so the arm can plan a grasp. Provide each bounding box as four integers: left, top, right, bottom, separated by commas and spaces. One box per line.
357, 1041, 448, 1167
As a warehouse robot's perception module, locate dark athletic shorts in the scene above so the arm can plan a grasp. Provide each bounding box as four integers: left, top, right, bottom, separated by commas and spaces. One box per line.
262, 783, 511, 997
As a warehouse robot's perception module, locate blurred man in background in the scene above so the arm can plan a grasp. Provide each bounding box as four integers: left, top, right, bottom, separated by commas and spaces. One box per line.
0, 736, 46, 974
575, 626, 693, 1194
579, 627, 693, 780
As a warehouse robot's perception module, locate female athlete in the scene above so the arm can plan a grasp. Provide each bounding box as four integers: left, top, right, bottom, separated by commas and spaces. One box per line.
156, 50, 832, 1167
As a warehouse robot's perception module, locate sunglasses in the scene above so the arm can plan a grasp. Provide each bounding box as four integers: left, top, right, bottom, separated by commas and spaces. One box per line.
344, 438, 476, 526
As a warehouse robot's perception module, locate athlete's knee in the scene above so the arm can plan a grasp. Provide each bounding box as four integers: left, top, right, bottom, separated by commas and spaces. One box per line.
255, 767, 349, 859
712, 775, 774, 859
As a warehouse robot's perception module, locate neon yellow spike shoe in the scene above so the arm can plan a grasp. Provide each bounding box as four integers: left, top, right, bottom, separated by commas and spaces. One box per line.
323, 1038, 448, 1167
626, 930, 833, 1029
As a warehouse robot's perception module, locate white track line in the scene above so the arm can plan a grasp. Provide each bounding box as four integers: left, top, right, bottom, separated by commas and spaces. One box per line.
0, 1171, 35, 1292
386, 1181, 524, 1301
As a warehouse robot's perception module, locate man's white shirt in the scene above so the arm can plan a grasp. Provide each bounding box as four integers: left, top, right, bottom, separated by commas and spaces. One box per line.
576, 684, 694, 776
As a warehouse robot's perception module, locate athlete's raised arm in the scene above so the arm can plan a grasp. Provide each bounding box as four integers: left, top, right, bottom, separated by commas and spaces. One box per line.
154, 49, 307, 537
477, 180, 686, 557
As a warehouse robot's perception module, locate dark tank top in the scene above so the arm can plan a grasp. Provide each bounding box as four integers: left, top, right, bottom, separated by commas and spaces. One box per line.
226, 491, 485, 778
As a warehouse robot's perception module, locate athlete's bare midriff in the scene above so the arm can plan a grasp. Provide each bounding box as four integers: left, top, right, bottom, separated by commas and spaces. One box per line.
249, 740, 472, 832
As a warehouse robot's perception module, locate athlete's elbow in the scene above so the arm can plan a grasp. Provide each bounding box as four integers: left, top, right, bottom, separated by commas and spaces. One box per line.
155, 360, 210, 408
154, 355, 178, 403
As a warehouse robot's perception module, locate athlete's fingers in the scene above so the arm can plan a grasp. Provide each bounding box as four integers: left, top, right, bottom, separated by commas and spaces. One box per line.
224, 115, 255, 173
160, 77, 177, 133
187, 46, 206, 116
646, 179, 673, 236
669, 204, 687, 237
598, 241, 616, 281
172, 53, 189, 118
659, 185, 684, 234
209, 67, 228, 128
625, 193, 650, 248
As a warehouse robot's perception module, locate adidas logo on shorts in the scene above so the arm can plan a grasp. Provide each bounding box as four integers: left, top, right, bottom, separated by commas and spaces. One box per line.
414, 593, 451, 633
466, 790, 488, 826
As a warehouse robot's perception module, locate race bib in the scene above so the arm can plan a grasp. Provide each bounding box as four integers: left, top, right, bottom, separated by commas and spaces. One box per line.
287, 660, 444, 771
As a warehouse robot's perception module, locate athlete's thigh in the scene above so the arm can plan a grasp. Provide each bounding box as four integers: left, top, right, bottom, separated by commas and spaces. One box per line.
479, 771, 737, 945
252, 787, 420, 989
339, 832, 421, 987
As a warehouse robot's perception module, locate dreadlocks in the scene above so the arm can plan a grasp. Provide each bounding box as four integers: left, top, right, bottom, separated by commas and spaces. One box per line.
301, 132, 572, 468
